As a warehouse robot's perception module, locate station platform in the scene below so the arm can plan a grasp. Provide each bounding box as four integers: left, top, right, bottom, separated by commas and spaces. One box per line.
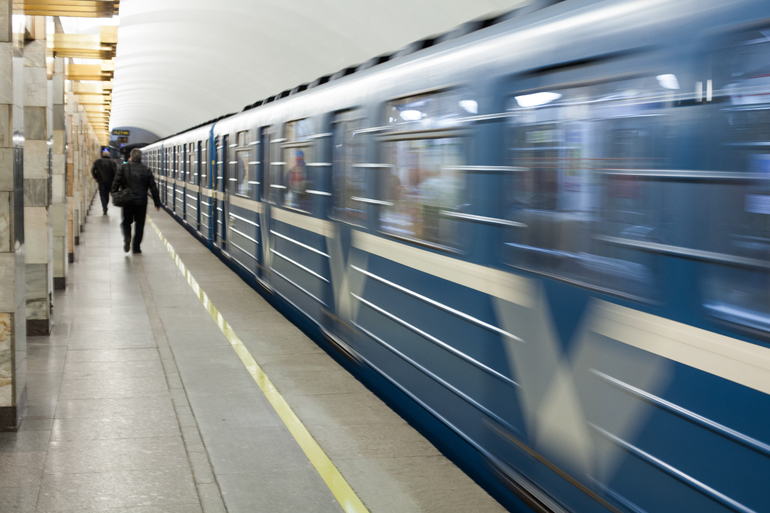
0, 200, 506, 512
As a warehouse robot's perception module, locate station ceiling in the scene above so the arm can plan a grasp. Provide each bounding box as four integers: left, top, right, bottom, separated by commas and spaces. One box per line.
110, 0, 526, 138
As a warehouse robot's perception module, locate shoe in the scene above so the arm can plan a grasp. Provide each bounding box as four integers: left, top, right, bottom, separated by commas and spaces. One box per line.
132, 248, 142, 254
103, 210, 107, 215
123, 237, 131, 253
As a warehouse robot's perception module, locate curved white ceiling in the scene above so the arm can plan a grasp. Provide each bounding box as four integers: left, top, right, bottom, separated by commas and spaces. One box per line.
110, 0, 526, 138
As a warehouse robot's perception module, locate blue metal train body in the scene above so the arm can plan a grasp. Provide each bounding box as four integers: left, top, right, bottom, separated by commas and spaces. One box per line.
143, 1, 770, 511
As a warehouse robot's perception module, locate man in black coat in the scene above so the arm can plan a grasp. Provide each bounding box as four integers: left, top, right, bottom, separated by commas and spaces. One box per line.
111, 148, 162, 254
91, 149, 117, 214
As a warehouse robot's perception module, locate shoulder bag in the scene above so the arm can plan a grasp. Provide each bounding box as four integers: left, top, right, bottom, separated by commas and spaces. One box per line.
112, 164, 133, 207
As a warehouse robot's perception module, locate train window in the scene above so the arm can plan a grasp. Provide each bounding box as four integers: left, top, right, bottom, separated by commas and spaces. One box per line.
260, 127, 271, 202
379, 91, 474, 249
504, 76, 676, 298
331, 109, 366, 226
282, 119, 315, 212
234, 131, 251, 197
188, 142, 197, 184
702, 28, 770, 333
200, 141, 207, 187
177, 146, 183, 180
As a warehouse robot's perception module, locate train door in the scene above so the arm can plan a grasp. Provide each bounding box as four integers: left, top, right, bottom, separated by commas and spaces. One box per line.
221, 134, 230, 253
325, 110, 367, 342
257, 126, 270, 283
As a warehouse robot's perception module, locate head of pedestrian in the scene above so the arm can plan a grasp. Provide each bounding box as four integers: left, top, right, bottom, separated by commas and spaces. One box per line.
102, 149, 110, 158
130, 148, 142, 163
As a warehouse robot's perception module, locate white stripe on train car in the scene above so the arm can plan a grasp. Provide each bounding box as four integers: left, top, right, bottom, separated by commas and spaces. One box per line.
591, 301, 770, 395
272, 207, 334, 238
229, 195, 264, 214
351, 230, 534, 308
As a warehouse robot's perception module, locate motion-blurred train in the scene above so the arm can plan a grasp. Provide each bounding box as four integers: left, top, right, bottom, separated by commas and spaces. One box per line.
142, 0, 770, 510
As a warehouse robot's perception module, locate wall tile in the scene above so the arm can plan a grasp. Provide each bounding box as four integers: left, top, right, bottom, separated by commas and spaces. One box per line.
0, 313, 11, 407
0, 103, 11, 149
0, 253, 14, 311
24, 206, 48, 264
22, 40, 45, 68
23, 66, 47, 108
23, 140, 47, 179
26, 297, 47, 320
51, 174, 64, 204
24, 178, 47, 207
0, 190, 9, 252
23, 106, 45, 141
53, 236, 64, 275
24, 263, 46, 300
0, 42, 12, 104
0, 147, 11, 190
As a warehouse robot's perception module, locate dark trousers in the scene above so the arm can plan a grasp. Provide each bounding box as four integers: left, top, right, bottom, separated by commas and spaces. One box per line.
98, 181, 111, 212
121, 202, 148, 250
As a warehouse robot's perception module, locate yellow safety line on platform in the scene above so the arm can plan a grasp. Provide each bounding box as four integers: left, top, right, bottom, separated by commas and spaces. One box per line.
148, 217, 369, 513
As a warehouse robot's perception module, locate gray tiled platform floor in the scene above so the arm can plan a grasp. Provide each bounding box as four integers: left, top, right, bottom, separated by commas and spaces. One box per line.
0, 198, 506, 512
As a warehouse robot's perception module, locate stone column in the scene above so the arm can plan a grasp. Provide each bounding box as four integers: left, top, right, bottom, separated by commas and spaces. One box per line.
65, 85, 77, 260
23, 15, 51, 335
0, 0, 27, 431
51, 56, 65, 289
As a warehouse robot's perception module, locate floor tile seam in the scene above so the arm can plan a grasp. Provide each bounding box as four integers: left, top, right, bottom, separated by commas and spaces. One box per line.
132, 256, 229, 513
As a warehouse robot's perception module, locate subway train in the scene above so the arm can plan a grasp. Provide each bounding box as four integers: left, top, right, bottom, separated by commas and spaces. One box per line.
142, 0, 770, 511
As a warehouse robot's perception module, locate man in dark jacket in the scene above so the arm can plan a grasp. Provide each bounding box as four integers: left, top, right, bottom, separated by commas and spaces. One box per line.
111, 148, 161, 254
91, 149, 117, 214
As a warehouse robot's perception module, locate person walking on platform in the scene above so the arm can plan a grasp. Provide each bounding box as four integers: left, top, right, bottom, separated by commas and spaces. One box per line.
91, 149, 117, 215
111, 148, 161, 254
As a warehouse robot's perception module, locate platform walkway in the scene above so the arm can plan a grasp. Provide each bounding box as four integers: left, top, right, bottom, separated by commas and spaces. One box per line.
0, 199, 506, 512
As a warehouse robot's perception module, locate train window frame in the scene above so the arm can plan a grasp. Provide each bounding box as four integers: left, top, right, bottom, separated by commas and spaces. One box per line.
188, 142, 197, 185
280, 118, 317, 215
200, 140, 208, 188
376, 88, 476, 253
501, 68, 684, 301
699, 25, 770, 335
330, 108, 367, 227
233, 130, 252, 198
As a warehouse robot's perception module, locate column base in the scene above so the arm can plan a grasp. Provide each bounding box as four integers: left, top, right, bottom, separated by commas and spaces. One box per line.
54, 277, 66, 290
0, 407, 17, 432
27, 318, 51, 336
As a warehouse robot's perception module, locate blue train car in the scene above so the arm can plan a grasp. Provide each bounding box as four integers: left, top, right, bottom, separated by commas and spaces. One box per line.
144, 0, 770, 511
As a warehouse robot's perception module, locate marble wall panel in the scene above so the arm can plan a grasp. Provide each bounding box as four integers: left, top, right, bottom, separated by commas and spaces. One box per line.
51, 174, 64, 204
24, 262, 45, 300
0, 148, 11, 189
0, 42, 11, 105
23, 66, 47, 108
14, 299, 26, 407
0, 253, 13, 311
12, 55, 22, 112
0, 103, 10, 148
26, 297, 46, 320
0, 313, 10, 407
53, 131, 64, 156
52, 73, 63, 102
23, 140, 47, 179
23, 178, 47, 207
0, 190, 8, 252
23, 105, 45, 141
0, 2, 10, 43
23, 206, 47, 264
53, 236, 63, 276
22, 40, 44, 68
53, 104, 64, 133
15, 246, 24, 309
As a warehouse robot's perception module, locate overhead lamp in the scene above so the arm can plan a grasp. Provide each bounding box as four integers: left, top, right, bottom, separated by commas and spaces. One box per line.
656, 74, 680, 90
459, 100, 478, 114
401, 110, 423, 121
515, 92, 562, 108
